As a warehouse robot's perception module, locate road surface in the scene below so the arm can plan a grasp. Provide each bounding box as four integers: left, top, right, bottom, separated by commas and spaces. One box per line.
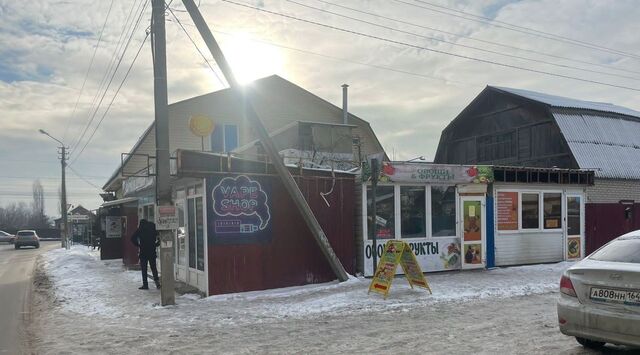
0, 241, 58, 354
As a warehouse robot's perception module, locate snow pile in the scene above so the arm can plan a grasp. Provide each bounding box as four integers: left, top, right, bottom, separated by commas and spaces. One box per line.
41, 245, 570, 326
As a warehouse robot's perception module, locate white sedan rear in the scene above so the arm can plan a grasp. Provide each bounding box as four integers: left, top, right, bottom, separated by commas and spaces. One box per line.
557, 230, 640, 349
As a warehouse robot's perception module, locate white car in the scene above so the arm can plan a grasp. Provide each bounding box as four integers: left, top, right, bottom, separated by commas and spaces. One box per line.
0, 230, 15, 243
557, 230, 640, 349
14, 230, 40, 249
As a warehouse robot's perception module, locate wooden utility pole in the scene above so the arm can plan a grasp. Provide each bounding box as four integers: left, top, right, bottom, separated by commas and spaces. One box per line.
181, 0, 348, 282
151, 0, 175, 306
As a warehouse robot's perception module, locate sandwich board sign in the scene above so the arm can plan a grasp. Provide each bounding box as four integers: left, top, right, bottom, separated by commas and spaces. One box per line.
368, 240, 432, 299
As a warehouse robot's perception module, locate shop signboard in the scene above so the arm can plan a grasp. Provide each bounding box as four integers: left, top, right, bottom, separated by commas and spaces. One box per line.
369, 240, 432, 299
497, 192, 518, 230
105, 216, 122, 239
206, 174, 272, 244
378, 163, 493, 184
364, 237, 461, 276
156, 205, 179, 230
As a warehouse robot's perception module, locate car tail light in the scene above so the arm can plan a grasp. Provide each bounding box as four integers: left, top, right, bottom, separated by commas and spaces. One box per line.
560, 275, 577, 297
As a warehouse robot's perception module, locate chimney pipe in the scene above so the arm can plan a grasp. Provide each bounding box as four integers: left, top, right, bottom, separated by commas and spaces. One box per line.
341, 84, 348, 125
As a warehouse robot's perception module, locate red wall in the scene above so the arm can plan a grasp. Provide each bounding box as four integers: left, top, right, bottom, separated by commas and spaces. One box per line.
208, 175, 355, 295
122, 211, 139, 267
585, 202, 640, 255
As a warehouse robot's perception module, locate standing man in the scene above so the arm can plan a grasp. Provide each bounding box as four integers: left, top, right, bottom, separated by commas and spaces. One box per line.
131, 219, 161, 290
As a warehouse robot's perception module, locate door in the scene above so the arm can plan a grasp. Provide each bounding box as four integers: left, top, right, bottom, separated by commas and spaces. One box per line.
565, 195, 584, 260
460, 196, 486, 269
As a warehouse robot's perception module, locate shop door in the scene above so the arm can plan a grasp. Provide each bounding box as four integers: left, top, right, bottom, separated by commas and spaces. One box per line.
565, 195, 584, 260
460, 196, 486, 269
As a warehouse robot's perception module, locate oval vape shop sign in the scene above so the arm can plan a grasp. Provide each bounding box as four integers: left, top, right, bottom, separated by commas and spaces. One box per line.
207, 175, 272, 244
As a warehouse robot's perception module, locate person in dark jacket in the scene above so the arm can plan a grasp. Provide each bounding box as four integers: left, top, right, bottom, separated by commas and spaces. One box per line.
131, 219, 160, 290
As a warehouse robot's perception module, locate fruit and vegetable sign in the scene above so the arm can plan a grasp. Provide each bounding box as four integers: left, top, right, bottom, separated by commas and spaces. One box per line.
379, 163, 493, 184
206, 174, 272, 244
368, 240, 432, 299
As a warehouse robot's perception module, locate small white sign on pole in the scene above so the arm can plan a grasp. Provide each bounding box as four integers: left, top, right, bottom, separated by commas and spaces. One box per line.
156, 205, 178, 230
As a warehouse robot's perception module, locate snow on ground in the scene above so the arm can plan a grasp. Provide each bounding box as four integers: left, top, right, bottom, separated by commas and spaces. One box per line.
40, 245, 569, 326
31, 246, 582, 354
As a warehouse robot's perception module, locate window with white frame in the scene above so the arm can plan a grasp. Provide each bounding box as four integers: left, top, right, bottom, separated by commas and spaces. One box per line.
431, 186, 456, 237
400, 186, 426, 239
366, 185, 395, 240
543, 193, 562, 229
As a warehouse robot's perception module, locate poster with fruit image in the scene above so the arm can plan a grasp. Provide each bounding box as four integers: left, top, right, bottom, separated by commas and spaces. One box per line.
379, 163, 493, 184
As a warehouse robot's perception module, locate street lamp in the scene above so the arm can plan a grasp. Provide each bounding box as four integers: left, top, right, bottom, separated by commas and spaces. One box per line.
39, 129, 69, 249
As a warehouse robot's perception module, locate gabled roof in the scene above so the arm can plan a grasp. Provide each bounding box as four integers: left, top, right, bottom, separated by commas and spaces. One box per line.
491, 86, 640, 118
491, 86, 640, 179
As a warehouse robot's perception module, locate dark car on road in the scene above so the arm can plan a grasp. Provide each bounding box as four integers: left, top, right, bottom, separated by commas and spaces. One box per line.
14, 230, 40, 249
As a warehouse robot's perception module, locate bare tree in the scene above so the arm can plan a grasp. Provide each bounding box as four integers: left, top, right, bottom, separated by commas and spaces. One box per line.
32, 179, 49, 228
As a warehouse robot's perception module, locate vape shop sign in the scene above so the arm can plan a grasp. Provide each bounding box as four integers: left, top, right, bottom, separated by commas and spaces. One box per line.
207, 175, 272, 244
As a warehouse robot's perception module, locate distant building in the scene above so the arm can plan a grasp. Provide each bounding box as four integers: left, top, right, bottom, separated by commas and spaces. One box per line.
55, 205, 96, 244
435, 86, 640, 255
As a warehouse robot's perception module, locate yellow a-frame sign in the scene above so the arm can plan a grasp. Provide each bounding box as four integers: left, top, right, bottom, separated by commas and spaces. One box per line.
368, 240, 432, 299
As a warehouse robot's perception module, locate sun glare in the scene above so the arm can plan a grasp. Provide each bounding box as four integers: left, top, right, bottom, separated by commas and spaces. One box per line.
222, 33, 285, 84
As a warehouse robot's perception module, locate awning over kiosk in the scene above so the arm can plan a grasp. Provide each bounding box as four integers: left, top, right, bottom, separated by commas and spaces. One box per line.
101, 197, 138, 208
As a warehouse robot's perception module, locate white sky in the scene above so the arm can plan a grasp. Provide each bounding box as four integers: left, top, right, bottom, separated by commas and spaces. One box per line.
1, 0, 639, 217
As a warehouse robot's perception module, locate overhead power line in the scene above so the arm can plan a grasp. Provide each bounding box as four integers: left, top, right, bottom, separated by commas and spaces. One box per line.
221, 0, 640, 92
70, 0, 146, 151
167, 6, 227, 87
71, 32, 150, 165
311, 0, 640, 77
63, 0, 116, 143
286, 0, 640, 82
68, 166, 105, 190
70, 0, 150, 160
395, 0, 640, 61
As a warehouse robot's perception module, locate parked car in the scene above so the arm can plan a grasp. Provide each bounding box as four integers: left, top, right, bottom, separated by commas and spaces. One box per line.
0, 230, 15, 243
557, 230, 640, 349
14, 230, 40, 249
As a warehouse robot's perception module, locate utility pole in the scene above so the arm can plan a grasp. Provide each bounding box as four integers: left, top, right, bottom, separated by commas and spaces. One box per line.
60, 146, 69, 250
151, 0, 175, 306
181, 0, 348, 282
39, 129, 69, 249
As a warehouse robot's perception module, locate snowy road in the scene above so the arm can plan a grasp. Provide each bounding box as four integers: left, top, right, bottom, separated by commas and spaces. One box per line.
30, 247, 638, 354
0, 241, 57, 354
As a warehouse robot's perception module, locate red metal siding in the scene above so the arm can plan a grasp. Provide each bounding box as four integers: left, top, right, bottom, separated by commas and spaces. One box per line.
209, 175, 355, 295
585, 202, 640, 255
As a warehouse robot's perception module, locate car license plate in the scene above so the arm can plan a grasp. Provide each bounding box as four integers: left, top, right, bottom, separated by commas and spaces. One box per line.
590, 287, 640, 306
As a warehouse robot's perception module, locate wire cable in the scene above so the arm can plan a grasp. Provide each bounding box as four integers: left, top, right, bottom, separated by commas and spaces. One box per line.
221, 0, 640, 92
286, 0, 640, 82
68, 166, 105, 190
311, 0, 640, 77
63, 0, 116, 143
396, 0, 640, 61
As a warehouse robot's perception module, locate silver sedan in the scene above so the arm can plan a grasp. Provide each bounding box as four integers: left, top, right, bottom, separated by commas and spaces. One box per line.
557, 230, 640, 349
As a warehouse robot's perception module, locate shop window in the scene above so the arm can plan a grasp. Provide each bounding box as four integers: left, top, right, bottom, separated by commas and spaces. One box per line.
188, 199, 196, 269
367, 186, 395, 240
400, 186, 426, 238
521, 193, 539, 229
176, 202, 186, 266
187, 196, 205, 271
567, 197, 581, 236
543, 193, 562, 229
431, 186, 456, 237
196, 197, 205, 271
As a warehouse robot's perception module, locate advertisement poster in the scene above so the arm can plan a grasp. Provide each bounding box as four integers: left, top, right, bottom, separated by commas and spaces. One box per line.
156, 205, 179, 230
497, 192, 518, 230
105, 216, 122, 239
363, 237, 461, 276
463, 201, 482, 241
464, 244, 482, 264
567, 237, 581, 259
369, 241, 431, 298
206, 174, 272, 245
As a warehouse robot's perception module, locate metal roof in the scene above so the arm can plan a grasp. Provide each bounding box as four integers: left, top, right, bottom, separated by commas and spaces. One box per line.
101, 197, 138, 208
491, 86, 640, 118
553, 112, 640, 179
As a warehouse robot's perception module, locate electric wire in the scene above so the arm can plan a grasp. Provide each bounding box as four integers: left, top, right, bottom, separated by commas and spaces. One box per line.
286, 0, 640, 82
70, 0, 150, 160
63, 0, 116, 143
396, 0, 640, 61
167, 6, 227, 87
70, 0, 145, 151
221, 0, 640, 92
68, 166, 105, 190
311, 0, 640, 77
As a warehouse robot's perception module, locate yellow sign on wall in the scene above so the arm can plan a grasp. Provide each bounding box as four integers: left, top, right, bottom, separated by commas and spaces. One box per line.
368, 240, 432, 299
189, 115, 215, 137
